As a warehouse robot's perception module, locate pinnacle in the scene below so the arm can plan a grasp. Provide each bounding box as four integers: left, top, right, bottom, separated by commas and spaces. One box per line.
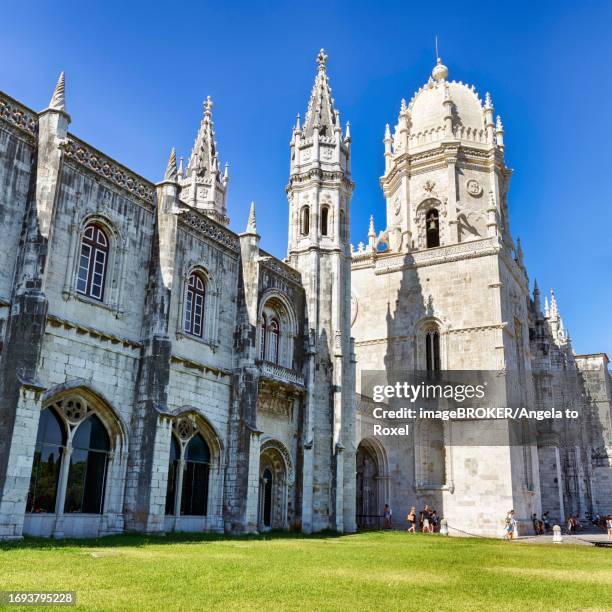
49, 71, 66, 111
246, 201, 257, 234
164, 148, 177, 181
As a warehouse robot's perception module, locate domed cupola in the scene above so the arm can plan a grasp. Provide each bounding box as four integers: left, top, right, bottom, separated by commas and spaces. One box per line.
391, 57, 502, 154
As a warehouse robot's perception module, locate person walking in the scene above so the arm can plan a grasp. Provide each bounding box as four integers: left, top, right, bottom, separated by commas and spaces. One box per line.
607, 515, 612, 541
383, 504, 392, 529
406, 506, 416, 533
421, 504, 432, 533
542, 511, 551, 533
505, 509, 517, 540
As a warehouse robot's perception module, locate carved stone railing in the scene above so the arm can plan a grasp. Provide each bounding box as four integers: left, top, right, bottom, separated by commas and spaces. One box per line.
257, 360, 304, 388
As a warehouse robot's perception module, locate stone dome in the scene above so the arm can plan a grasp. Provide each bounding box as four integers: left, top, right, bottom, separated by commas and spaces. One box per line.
406, 60, 487, 143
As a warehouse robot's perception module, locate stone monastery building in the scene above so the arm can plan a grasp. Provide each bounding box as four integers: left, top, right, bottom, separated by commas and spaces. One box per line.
0, 50, 610, 539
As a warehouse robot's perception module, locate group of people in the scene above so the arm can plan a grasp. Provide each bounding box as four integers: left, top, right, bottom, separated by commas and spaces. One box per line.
405, 504, 439, 533
531, 511, 552, 535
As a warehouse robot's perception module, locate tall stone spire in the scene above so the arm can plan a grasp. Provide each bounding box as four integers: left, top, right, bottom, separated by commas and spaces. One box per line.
179, 96, 229, 225
286, 49, 355, 535
303, 49, 339, 138
48, 72, 66, 111
188, 96, 218, 176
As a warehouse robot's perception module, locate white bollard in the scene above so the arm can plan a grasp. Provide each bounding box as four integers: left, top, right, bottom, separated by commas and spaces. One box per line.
439, 518, 448, 536
552, 524, 563, 543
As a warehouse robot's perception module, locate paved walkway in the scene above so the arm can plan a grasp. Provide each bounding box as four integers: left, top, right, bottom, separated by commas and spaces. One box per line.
515, 530, 612, 546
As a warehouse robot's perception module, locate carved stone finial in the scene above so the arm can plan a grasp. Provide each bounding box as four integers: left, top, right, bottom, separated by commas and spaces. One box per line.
204, 95, 213, 118
49, 71, 66, 111
164, 147, 177, 181
432, 57, 448, 81
485, 92, 493, 110
317, 48, 328, 71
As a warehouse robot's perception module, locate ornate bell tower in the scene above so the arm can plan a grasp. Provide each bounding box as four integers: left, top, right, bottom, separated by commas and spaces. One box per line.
286, 50, 356, 533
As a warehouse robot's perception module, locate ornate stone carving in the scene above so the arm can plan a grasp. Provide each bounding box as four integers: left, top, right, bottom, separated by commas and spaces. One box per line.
174, 416, 197, 442
466, 179, 483, 197
54, 395, 92, 426
180, 210, 240, 252
0, 93, 37, 140
63, 136, 155, 206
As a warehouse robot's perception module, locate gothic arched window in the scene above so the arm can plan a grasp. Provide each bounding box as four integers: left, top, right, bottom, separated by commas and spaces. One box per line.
425, 328, 441, 372
184, 272, 206, 338
180, 434, 211, 516
76, 223, 109, 301
300, 206, 310, 236
165, 436, 180, 515
426, 209, 440, 248
27, 408, 66, 513
321, 206, 330, 236
64, 414, 110, 514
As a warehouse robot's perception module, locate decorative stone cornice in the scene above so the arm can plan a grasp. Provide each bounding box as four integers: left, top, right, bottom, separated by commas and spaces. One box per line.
46, 314, 142, 350
170, 354, 231, 379
259, 255, 302, 285
351, 236, 500, 272
179, 209, 240, 253
63, 135, 155, 206
0, 91, 37, 141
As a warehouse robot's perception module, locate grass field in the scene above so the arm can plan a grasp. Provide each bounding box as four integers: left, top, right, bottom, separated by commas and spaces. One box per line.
0, 531, 610, 611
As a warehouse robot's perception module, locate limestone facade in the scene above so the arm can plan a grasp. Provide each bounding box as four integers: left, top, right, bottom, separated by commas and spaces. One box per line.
0, 53, 609, 540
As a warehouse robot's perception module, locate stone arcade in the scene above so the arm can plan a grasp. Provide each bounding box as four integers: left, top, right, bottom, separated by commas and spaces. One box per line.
0, 52, 610, 539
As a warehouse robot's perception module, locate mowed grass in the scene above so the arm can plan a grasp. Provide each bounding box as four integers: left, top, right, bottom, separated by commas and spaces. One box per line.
0, 531, 611, 611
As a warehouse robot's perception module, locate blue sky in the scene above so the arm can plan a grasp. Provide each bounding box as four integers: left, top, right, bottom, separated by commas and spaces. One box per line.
1, 0, 610, 356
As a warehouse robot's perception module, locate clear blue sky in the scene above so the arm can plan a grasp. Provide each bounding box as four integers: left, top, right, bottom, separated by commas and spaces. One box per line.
1, 0, 610, 356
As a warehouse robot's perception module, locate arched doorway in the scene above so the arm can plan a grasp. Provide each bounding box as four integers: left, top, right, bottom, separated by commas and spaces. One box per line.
356, 438, 388, 529
257, 440, 293, 531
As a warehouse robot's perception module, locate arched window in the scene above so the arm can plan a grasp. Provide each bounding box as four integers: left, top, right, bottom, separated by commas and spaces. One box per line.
27, 408, 66, 513
64, 414, 110, 514
184, 272, 206, 338
300, 206, 310, 236
267, 318, 280, 364
425, 328, 441, 372
426, 209, 440, 248
165, 436, 180, 515
76, 223, 109, 301
339, 209, 346, 241
181, 434, 210, 516
321, 206, 330, 236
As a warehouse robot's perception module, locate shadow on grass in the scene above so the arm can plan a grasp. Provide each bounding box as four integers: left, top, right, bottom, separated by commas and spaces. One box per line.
0, 529, 350, 551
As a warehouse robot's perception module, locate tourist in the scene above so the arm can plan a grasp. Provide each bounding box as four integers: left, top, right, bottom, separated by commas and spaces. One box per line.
406, 506, 417, 533
421, 504, 432, 533
567, 516, 574, 534
383, 504, 392, 529
505, 509, 517, 540
532, 513, 541, 535
431, 509, 439, 532
542, 511, 551, 533
607, 516, 612, 540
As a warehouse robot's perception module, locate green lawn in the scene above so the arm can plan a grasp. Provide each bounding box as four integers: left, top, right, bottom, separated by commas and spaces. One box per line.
0, 531, 610, 611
